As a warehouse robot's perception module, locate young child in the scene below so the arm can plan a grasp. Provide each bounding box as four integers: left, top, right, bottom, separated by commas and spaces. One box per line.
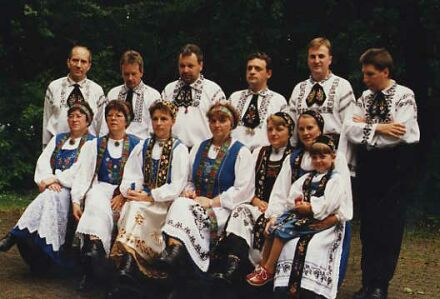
246, 135, 347, 286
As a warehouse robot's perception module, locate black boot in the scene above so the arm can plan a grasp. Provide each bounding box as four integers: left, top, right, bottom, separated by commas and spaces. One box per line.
118, 253, 138, 284
0, 232, 16, 252
154, 244, 186, 271
352, 287, 370, 299
77, 238, 94, 292
212, 255, 241, 284
86, 239, 105, 258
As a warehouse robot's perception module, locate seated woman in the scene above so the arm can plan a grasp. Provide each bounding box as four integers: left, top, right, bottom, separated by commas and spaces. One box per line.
246, 135, 348, 288
0, 102, 95, 272
157, 102, 254, 276
71, 100, 140, 290
269, 111, 352, 299
212, 112, 295, 284
108, 101, 189, 287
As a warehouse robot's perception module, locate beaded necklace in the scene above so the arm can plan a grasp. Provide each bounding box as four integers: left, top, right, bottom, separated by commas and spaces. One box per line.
143, 136, 173, 190
195, 137, 231, 198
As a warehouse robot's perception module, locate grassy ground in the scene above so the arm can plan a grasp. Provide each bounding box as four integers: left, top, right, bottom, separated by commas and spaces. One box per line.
0, 195, 439, 299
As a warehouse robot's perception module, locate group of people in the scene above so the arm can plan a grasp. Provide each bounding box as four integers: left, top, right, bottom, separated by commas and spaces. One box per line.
0, 38, 419, 299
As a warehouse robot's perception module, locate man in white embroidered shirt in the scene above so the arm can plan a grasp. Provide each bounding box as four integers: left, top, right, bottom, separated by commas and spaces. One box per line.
42, 45, 105, 147
346, 48, 420, 299
230, 52, 286, 151
105, 50, 161, 139
286, 37, 356, 170
161, 44, 226, 148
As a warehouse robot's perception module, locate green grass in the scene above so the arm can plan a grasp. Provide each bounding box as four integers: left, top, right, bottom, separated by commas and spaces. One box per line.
0, 191, 37, 211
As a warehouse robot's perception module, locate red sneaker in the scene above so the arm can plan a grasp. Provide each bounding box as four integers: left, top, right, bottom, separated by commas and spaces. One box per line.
246, 264, 274, 286
245, 264, 262, 280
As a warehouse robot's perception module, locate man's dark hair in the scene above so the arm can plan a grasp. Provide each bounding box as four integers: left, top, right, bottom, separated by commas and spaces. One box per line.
360, 48, 394, 72
179, 44, 203, 63
247, 52, 272, 71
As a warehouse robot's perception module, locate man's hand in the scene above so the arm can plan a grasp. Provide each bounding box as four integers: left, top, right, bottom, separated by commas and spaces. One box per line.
376, 123, 406, 138
352, 115, 367, 123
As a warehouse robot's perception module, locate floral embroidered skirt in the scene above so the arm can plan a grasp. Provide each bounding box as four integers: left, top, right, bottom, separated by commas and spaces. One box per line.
110, 201, 170, 278
162, 197, 230, 272
274, 223, 346, 299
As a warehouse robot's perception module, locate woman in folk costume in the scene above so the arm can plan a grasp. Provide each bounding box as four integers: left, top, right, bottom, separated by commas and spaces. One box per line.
268, 111, 352, 299
0, 102, 95, 272
71, 99, 140, 291
108, 101, 189, 285
211, 112, 295, 284
156, 102, 254, 276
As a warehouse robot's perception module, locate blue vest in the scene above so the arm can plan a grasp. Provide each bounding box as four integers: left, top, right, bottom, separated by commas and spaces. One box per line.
97, 134, 139, 185
192, 140, 243, 197
53, 133, 95, 172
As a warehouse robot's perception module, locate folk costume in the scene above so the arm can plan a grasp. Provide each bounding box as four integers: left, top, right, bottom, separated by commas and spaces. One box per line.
162, 138, 254, 272
10, 132, 94, 266
230, 88, 286, 151
343, 80, 419, 291
43, 76, 105, 147
271, 151, 352, 299
222, 145, 291, 267
161, 75, 226, 147
104, 82, 161, 139
110, 137, 189, 277
72, 134, 140, 254
286, 73, 357, 172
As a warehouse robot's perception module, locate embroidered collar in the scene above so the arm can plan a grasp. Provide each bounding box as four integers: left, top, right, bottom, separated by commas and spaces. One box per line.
247, 87, 270, 97
123, 81, 144, 95
177, 74, 204, 92
67, 75, 87, 88
377, 80, 396, 96
308, 72, 333, 85
272, 146, 287, 155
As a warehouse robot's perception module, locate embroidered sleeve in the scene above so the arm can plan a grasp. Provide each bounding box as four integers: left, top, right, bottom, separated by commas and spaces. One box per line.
119, 141, 145, 197
211, 87, 227, 102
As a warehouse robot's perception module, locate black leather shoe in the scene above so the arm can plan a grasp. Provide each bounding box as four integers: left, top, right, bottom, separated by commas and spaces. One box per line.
154, 244, 186, 271
367, 288, 387, 299
118, 253, 137, 283
352, 287, 370, 299
0, 233, 16, 252
212, 255, 241, 284
86, 239, 105, 258
77, 273, 93, 292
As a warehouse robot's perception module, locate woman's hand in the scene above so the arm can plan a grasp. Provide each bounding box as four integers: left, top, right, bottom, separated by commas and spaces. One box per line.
264, 216, 277, 237
195, 196, 212, 209
47, 182, 62, 193
352, 115, 366, 123
126, 189, 153, 202
181, 189, 196, 199
111, 194, 126, 211
309, 214, 339, 230
38, 177, 59, 193
72, 203, 82, 222
251, 197, 268, 213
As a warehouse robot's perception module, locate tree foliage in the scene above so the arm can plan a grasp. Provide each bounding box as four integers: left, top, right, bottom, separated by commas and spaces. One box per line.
0, 0, 438, 214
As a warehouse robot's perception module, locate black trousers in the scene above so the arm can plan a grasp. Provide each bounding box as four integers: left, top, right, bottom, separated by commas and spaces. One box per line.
357, 144, 416, 289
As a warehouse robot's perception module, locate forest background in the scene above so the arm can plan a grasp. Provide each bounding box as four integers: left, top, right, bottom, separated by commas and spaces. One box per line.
0, 0, 439, 223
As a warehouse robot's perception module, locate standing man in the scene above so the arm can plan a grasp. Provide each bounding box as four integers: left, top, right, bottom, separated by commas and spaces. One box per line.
43, 45, 105, 147
286, 37, 356, 170
345, 48, 420, 299
161, 44, 226, 148
230, 52, 286, 151
106, 50, 161, 139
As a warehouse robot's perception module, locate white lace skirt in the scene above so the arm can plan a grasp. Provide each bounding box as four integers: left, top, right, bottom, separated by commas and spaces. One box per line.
111, 201, 170, 277
15, 188, 71, 252
76, 182, 117, 255
274, 223, 346, 299
225, 203, 263, 265
162, 197, 230, 272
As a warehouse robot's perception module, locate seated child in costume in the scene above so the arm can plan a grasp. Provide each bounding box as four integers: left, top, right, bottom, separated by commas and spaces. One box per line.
246, 135, 346, 286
